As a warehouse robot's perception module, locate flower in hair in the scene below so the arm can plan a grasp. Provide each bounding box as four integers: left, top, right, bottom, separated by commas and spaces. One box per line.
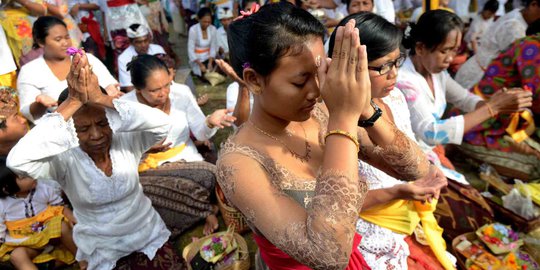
404, 24, 412, 39
66, 47, 83, 56
242, 62, 251, 69
235, 3, 260, 21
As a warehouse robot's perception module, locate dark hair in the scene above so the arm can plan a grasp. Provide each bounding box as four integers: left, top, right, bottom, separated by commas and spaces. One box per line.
229, 2, 325, 78
155, 53, 176, 69
197, 7, 213, 20
328, 12, 402, 62
482, 0, 499, 13
402, 9, 463, 55
127, 54, 170, 90
0, 156, 19, 198
58, 86, 109, 105
526, 18, 540, 35
32, 16, 67, 49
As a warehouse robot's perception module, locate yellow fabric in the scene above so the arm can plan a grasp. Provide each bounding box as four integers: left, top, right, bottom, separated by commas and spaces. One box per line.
0, 8, 37, 67
138, 144, 186, 172
360, 197, 454, 269
0, 71, 17, 88
473, 86, 536, 143
6, 205, 64, 239
516, 182, 540, 206
360, 200, 420, 235
0, 206, 75, 264
423, 0, 438, 11
505, 110, 536, 143
413, 200, 455, 270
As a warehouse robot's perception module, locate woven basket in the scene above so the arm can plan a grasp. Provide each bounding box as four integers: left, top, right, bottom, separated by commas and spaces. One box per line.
216, 185, 250, 234
182, 228, 250, 270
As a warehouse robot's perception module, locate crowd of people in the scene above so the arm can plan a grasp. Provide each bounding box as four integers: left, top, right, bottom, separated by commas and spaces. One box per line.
0, 0, 539, 269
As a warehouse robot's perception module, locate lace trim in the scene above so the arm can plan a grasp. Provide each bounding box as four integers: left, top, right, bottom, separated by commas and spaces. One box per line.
372, 124, 428, 180
220, 139, 316, 191
107, 99, 133, 132
43, 113, 79, 148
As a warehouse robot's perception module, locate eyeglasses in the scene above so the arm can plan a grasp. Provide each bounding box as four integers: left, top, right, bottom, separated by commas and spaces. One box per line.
368, 54, 406, 75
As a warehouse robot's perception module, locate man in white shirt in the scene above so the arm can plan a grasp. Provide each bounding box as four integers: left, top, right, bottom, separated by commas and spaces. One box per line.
117, 24, 165, 92
216, 7, 233, 60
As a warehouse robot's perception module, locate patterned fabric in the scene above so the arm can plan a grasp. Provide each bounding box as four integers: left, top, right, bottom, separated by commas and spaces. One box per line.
0, 8, 37, 66
465, 35, 540, 152
113, 241, 184, 270
0, 207, 74, 265
140, 161, 216, 238
434, 179, 494, 241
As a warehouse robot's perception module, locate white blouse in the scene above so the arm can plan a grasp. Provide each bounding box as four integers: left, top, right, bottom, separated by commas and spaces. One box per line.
123, 82, 217, 163
188, 23, 218, 76
7, 99, 171, 270
397, 58, 482, 151
17, 54, 118, 123
456, 8, 527, 89
0, 182, 63, 245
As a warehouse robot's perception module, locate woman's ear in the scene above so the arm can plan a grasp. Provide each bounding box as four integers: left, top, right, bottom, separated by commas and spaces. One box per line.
243, 68, 264, 95
415, 42, 426, 56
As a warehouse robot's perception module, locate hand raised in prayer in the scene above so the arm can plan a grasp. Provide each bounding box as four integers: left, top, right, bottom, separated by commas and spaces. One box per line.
320, 19, 371, 121
66, 51, 89, 104
488, 88, 533, 114
206, 108, 236, 128
400, 165, 447, 203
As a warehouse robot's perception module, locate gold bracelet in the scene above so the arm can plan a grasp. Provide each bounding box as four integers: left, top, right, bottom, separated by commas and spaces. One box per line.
325, 129, 360, 152
485, 103, 496, 118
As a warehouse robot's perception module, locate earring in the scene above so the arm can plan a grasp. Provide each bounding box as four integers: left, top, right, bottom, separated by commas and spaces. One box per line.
251, 87, 262, 95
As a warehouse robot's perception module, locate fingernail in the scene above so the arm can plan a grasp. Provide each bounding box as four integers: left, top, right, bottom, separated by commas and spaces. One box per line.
315, 55, 321, 68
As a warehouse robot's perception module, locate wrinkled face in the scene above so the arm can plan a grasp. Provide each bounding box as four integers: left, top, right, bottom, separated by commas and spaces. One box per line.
254, 37, 324, 122
417, 29, 461, 74
41, 24, 72, 59
369, 48, 401, 98
73, 105, 113, 157
16, 175, 36, 193
0, 113, 28, 151
132, 35, 151, 55
138, 69, 171, 107
348, 0, 373, 14
200, 15, 212, 31
220, 17, 233, 30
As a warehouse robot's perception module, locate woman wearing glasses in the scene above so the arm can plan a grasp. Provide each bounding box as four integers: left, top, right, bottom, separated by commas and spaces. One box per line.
398, 10, 531, 240
121, 55, 236, 236
328, 12, 453, 270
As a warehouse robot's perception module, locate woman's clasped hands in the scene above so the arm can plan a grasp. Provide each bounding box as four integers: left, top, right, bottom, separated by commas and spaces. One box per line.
66, 50, 104, 105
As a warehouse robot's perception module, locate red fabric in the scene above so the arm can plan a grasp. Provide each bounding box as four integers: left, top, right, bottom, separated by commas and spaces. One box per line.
81, 13, 106, 58
253, 232, 370, 270
106, 0, 135, 7
405, 236, 445, 270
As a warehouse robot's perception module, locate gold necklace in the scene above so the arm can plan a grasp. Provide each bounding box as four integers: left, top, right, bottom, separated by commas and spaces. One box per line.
248, 121, 311, 163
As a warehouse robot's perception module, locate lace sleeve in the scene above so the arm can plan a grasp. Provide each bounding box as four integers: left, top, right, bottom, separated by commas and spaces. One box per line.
217, 153, 367, 269
357, 119, 429, 181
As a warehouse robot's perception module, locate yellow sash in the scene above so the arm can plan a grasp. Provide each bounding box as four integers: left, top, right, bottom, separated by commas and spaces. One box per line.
6, 205, 64, 239
473, 86, 536, 143
138, 144, 186, 172
360, 198, 454, 270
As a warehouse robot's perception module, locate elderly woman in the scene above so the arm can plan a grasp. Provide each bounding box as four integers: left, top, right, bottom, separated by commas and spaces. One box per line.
7, 51, 181, 270
17, 16, 120, 123
122, 54, 235, 235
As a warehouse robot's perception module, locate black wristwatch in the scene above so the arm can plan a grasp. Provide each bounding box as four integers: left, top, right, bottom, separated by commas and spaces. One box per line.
358, 100, 383, 127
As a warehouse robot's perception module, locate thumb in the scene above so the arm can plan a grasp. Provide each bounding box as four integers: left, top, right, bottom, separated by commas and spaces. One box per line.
225, 108, 234, 114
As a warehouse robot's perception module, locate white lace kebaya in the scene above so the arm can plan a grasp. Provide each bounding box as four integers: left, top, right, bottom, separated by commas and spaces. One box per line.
7, 99, 171, 270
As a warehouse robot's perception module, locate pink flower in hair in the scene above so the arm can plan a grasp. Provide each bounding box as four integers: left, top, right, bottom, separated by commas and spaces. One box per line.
235, 3, 260, 21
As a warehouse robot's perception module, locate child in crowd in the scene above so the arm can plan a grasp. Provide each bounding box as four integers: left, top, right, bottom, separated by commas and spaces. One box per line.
0, 158, 81, 269
464, 0, 499, 53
